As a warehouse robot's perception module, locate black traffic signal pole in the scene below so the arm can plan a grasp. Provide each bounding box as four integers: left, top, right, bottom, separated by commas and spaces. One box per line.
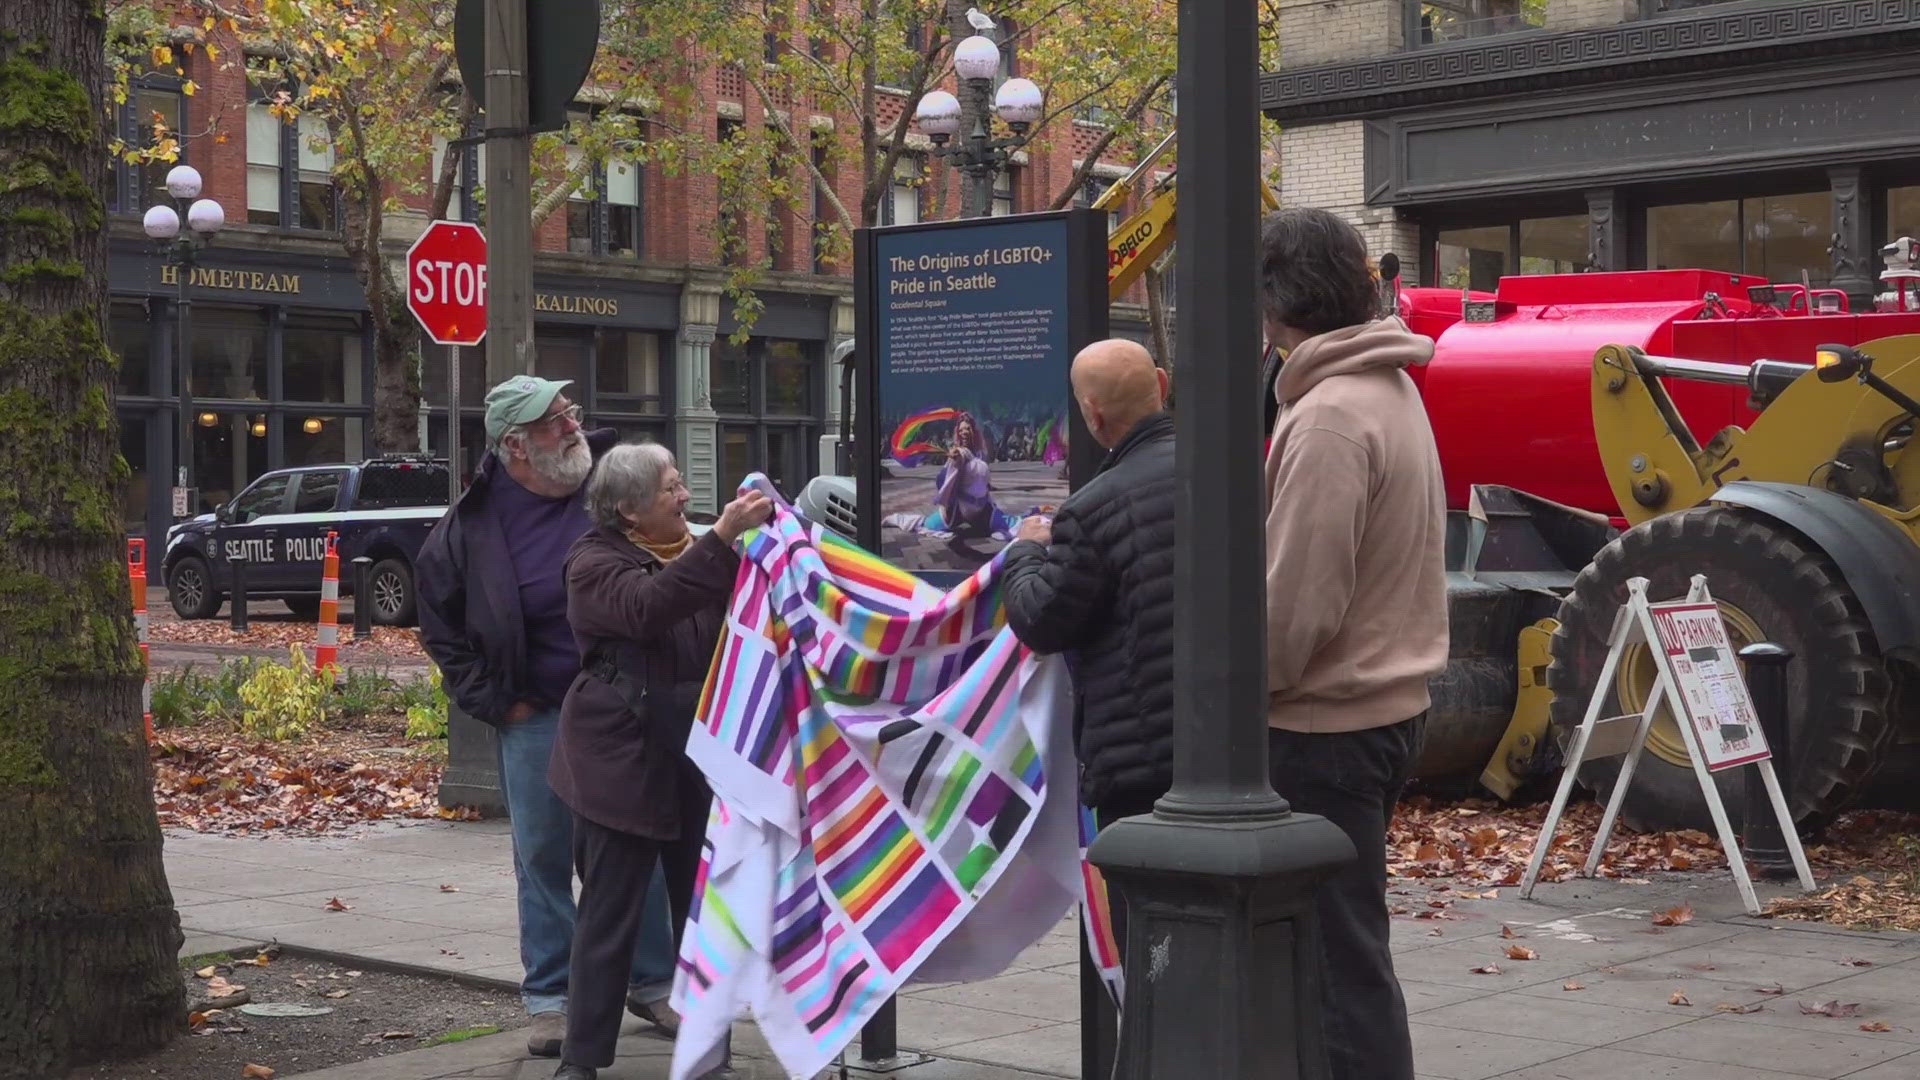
1086, 0, 1357, 1074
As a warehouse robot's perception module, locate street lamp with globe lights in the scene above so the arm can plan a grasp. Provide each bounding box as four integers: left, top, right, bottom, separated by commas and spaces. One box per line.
912, 23, 1042, 219
143, 164, 225, 518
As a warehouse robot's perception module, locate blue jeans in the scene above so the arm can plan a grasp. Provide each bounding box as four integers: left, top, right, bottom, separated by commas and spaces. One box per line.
496, 707, 676, 1015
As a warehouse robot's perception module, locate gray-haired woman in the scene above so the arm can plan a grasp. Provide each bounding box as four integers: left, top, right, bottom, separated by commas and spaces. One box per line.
545, 442, 770, 1080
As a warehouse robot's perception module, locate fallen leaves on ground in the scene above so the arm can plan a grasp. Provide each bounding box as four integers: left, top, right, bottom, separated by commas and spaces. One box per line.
1800, 1000, 1863, 1018
1766, 872, 1920, 932
1504, 944, 1538, 961
242, 1065, 275, 1079
1653, 903, 1695, 926
1713, 1002, 1764, 1014
1500, 925, 1521, 939
1562, 980, 1584, 991
1757, 983, 1785, 995
438, 884, 459, 893
1470, 963, 1501, 975
1387, 797, 1727, 887
151, 723, 476, 835
1669, 990, 1692, 1006
1862, 1021, 1894, 1032
150, 619, 425, 659
324, 897, 352, 912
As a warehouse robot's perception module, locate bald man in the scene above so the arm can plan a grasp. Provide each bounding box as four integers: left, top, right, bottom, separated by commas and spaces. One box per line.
1002, 338, 1177, 826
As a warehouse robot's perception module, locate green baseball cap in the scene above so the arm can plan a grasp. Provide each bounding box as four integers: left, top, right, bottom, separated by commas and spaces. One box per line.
483, 375, 573, 447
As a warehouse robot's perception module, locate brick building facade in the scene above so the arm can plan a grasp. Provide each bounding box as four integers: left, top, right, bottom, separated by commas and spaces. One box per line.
113, 10, 1161, 555
1267, 0, 1920, 302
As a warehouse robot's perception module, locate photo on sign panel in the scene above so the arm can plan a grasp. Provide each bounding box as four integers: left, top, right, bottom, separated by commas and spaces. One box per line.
871, 217, 1076, 572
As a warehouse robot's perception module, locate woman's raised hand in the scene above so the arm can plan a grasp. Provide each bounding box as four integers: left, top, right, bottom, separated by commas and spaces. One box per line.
713, 489, 774, 543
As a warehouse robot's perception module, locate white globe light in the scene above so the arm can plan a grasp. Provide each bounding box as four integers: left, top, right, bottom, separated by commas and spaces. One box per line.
953, 34, 1000, 82
164, 164, 204, 199
186, 198, 226, 235
914, 90, 963, 140
143, 204, 181, 240
993, 77, 1043, 127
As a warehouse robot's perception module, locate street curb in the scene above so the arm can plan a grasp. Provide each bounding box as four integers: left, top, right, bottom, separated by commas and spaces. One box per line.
203, 934, 526, 997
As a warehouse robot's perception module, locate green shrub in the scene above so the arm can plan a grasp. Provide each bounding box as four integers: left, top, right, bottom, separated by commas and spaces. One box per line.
150, 659, 264, 728
404, 667, 449, 741
237, 645, 330, 740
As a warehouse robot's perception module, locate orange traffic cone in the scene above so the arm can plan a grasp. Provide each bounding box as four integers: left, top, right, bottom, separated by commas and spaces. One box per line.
316, 531, 340, 677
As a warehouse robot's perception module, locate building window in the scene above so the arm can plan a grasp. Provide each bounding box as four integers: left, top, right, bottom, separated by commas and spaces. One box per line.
1647, 193, 1831, 285
187, 306, 270, 402
812, 139, 834, 272
111, 301, 155, 398
1078, 175, 1120, 231
566, 144, 595, 254
1890, 186, 1920, 241
1410, 0, 1542, 47
245, 77, 338, 231
992, 168, 1015, 217
718, 117, 746, 264
881, 155, 921, 226
1435, 225, 1510, 291
283, 313, 365, 405
1518, 215, 1592, 275
596, 330, 669, 411
710, 335, 824, 502
112, 77, 186, 214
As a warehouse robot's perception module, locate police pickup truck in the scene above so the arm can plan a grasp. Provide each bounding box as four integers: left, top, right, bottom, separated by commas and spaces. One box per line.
163, 455, 450, 626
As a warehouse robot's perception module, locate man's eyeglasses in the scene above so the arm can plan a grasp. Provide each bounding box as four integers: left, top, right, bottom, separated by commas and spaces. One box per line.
528, 404, 584, 431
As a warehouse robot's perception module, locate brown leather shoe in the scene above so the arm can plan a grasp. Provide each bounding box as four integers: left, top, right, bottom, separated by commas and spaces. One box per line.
527, 1011, 566, 1058
625, 992, 680, 1037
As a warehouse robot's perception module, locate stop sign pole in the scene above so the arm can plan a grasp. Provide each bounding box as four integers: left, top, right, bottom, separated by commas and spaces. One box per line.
406, 220, 488, 504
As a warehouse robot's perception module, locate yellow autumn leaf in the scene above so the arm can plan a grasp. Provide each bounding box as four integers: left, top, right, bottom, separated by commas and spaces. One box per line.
203, 15, 215, 29
206, 43, 221, 61
182, 81, 199, 97
152, 45, 173, 66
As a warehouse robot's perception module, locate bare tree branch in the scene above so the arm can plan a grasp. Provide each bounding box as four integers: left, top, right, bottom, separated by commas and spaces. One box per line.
1047, 72, 1168, 210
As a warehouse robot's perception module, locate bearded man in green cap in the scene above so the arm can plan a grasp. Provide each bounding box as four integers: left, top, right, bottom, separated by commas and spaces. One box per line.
417, 376, 681, 1056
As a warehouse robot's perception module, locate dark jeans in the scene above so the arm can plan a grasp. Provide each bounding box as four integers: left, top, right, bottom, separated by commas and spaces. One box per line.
561, 790, 711, 1069
1269, 715, 1426, 1080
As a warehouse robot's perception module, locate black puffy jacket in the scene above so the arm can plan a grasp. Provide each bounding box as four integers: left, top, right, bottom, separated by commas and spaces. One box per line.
1001, 412, 1175, 812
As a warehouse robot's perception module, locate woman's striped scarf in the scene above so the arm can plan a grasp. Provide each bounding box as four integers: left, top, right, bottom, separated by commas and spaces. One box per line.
667, 477, 1122, 1080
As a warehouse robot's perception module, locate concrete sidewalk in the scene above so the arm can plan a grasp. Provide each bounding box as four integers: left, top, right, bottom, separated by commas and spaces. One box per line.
166, 820, 1920, 1079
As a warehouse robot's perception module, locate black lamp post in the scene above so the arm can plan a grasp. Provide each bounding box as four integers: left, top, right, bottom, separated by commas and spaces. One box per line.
1084, 0, 1357, 1073
143, 164, 225, 519
912, 26, 1042, 219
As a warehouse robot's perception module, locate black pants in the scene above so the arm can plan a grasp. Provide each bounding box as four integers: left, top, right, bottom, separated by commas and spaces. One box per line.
561, 803, 710, 1069
1269, 715, 1426, 1080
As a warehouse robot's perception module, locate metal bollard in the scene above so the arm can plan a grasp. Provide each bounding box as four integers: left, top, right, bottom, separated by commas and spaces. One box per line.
352, 556, 374, 637
860, 996, 897, 1062
229, 553, 250, 632
1738, 642, 1796, 879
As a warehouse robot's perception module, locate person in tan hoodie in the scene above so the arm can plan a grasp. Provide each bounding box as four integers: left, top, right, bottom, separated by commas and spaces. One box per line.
1259, 208, 1449, 1080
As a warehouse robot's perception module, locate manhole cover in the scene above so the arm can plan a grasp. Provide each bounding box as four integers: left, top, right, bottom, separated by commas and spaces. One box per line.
238, 1003, 336, 1018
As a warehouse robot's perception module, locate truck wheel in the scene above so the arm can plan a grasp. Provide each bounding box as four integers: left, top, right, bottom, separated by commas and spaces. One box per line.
167, 555, 223, 620
367, 558, 416, 627
1544, 505, 1893, 834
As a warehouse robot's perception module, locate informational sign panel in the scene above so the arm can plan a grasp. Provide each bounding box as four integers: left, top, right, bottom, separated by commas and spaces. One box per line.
854, 210, 1108, 574
1647, 600, 1772, 772
1518, 574, 1813, 915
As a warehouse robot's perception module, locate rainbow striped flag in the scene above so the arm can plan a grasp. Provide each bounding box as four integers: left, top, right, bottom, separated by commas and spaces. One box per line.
669, 476, 1086, 1080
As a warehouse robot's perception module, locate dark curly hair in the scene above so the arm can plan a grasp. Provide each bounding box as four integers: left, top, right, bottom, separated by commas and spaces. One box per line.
1259, 208, 1377, 336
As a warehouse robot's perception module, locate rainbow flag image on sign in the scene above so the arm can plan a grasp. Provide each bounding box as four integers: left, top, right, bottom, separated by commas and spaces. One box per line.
669, 475, 1091, 1080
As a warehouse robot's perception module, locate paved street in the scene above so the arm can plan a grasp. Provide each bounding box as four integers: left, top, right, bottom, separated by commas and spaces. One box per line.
165, 819, 1920, 1079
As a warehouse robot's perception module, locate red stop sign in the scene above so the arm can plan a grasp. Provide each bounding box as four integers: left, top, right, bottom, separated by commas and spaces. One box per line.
406, 220, 489, 346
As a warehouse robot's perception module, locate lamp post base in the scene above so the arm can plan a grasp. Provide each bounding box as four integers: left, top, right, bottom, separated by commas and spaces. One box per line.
1087, 809, 1355, 1080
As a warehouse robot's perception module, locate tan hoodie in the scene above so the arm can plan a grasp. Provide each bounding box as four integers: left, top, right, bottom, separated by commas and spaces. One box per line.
1264, 316, 1449, 733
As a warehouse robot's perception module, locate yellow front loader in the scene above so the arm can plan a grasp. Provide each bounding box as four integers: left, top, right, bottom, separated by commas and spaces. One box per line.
1094, 131, 1280, 302
1497, 337, 1920, 831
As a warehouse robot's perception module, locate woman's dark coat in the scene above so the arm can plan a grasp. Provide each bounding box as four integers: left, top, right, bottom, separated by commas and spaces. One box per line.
547, 526, 740, 840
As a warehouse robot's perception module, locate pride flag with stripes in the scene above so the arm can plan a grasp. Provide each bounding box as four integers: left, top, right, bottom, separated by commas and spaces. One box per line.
669, 476, 1089, 1080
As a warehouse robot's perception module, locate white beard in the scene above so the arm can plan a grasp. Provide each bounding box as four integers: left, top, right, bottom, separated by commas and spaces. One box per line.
526, 432, 592, 490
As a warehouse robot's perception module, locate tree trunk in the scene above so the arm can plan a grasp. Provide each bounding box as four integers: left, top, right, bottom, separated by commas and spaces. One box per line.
339, 168, 423, 452
0, 1, 186, 1076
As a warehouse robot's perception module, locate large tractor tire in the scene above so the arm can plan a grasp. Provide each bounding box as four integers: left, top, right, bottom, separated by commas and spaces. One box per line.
1544, 505, 1894, 834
